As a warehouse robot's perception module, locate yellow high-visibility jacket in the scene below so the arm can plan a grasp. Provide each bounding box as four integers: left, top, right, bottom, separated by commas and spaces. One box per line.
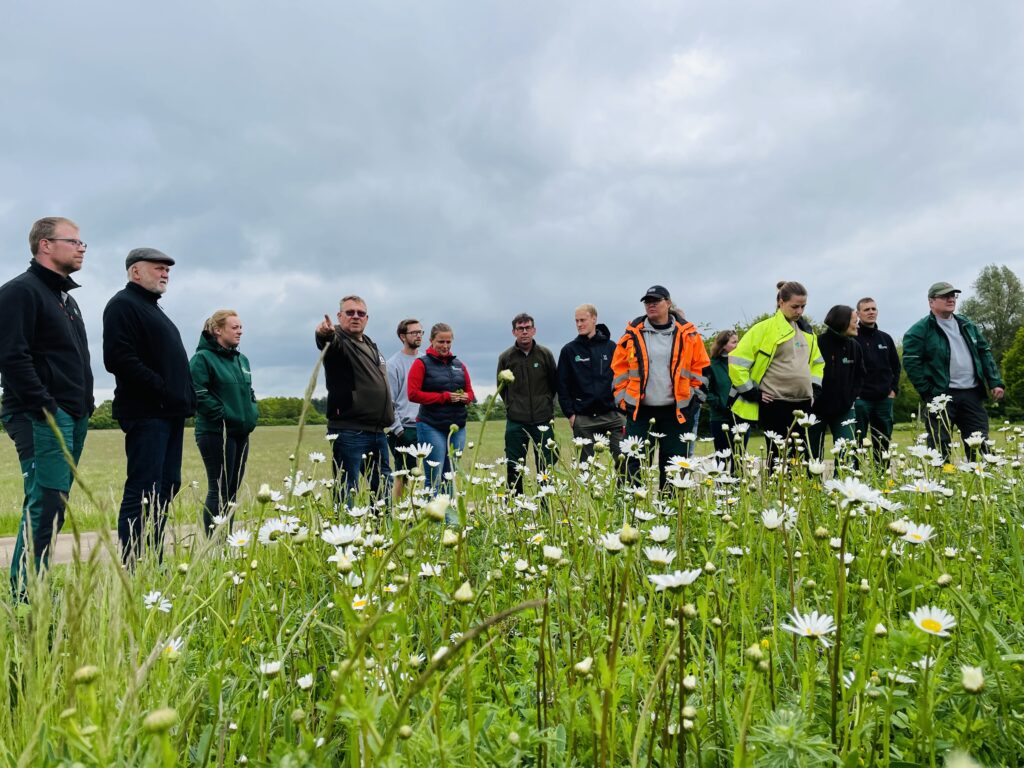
611, 313, 710, 424
729, 310, 825, 421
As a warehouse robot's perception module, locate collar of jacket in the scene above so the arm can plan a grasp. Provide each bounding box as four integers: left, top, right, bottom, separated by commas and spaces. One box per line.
197, 330, 239, 357
425, 347, 455, 363
576, 323, 611, 344
771, 309, 813, 335
626, 314, 696, 335
125, 280, 162, 303
28, 259, 80, 293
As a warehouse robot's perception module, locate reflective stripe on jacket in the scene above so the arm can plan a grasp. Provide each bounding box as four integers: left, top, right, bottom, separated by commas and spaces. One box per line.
611, 313, 710, 424
728, 310, 825, 421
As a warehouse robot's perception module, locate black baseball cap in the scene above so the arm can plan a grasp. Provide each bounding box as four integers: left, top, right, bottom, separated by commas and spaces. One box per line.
641, 285, 671, 302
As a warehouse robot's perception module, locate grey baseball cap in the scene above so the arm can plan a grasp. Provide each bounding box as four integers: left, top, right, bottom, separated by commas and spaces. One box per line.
125, 247, 175, 269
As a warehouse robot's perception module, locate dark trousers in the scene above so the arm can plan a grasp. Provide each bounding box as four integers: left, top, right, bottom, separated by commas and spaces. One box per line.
925, 387, 989, 461
504, 420, 558, 495
196, 431, 250, 532
710, 415, 754, 472
625, 404, 688, 489
118, 417, 184, 566
854, 397, 895, 465
571, 412, 624, 463
758, 399, 813, 472
808, 408, 857, 460
329, 428, 391, 505
6, 410, 88, 597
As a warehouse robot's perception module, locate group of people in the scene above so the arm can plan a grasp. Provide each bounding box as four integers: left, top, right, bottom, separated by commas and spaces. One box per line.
0, 218, 257, 596
0, 216, 1007, 596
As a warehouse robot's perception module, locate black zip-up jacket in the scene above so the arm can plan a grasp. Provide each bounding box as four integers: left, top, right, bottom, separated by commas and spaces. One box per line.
315, 327, 394, 431
103, 282, 196, 420
854, 323, 901, 401
813, 330, 865, 421
0, 260, 94, 419
556, 324, 617, 417
496, 341, 557, 425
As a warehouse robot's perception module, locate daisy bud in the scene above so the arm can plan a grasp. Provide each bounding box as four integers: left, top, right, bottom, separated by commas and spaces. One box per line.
441, 530, 459, 547
335, 555, 352, 573
143, 707, 178, 734
453, 581, 474, 604
256, 484, 274, 504
682, 674, 697, 691
574, 656, 594, 675
757, 660, 770, 673
703, 561, 716, 574
682, 719, 695, 731
399, 725, 414, 740
618, 524, 640, 546
745, 643, 764, 661
874, 623, 888, 637
498, 369, 515, 385
682, 603, 697, 619
961, 665, 984, 694
682, 705, 697, 719
72, 665, 100, 686
291, 709, 305, 723
859, 579, 870, 593
508, 731, 521, 746
937, 573, 953, 587
177, 562, 189, 574
814, 526, 829, 540
424, 496, 450, 522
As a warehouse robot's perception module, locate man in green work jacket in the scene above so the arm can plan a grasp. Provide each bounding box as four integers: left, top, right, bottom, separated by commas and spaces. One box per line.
902, 281, 1004, 461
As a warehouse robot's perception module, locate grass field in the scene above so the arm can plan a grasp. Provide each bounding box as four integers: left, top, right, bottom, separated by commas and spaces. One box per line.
0, 419, 925, 537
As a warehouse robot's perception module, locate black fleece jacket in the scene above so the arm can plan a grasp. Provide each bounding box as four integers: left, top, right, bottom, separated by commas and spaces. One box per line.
0, 260, 94, 419
813, 330, 865, 421
854, 323, 901, 400
557, 323, 617, 417
103, 282, 196, 420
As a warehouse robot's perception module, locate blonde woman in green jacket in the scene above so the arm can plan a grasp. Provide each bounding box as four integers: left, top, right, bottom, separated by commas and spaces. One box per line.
729, 281, 825, 471
189, 310, 259, 532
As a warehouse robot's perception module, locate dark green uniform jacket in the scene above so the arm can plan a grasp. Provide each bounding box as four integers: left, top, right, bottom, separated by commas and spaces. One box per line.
496, 342, 558, 425
703, 355, 732, 422
902, 313, 1003, 401
189, 332, 259, 436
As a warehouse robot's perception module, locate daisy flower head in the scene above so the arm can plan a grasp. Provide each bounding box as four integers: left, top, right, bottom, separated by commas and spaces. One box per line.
780, 609, 837, 647
648, 568, 702, 592
648, 525, 671, 543
143, 591, 172, 613
598, 532, 625, 553
909, 605, 956, 637
321, 523, 361, 547
761, 506, 797, 531
643, 546, 677, 566
226, 529, 252, 549
901, 522, 935, 545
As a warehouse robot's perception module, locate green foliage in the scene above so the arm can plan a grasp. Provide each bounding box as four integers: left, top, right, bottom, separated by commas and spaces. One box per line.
257, 397, 326, 426
959, 264, 1024, 365
1003, 324, 1024, 411
88, 400, 117, 430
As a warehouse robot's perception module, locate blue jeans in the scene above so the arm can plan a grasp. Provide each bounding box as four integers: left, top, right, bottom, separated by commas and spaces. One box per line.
118, 417, 184, 566
416, 421, 467, 495
328, 428, 391, 504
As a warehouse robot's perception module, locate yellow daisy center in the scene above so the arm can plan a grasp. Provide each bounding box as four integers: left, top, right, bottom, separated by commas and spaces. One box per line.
911, 534, 922, 541
921, 618, 942, 633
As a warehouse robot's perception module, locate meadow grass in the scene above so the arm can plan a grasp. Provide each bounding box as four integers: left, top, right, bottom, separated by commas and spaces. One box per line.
2, 412, 1021, 767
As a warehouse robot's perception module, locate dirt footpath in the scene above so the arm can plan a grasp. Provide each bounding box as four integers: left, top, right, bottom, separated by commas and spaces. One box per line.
0, 531, 110, 569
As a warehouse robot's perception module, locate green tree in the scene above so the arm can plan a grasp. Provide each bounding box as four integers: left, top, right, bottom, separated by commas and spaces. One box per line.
958, 264, 1024, 365
1001, 324, 1024, 412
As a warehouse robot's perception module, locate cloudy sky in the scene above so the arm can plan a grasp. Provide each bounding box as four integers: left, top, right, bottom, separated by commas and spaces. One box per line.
3, 1, 1022, 400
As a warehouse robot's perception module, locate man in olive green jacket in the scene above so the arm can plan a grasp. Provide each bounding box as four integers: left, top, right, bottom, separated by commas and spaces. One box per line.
902, 281, 1004, 461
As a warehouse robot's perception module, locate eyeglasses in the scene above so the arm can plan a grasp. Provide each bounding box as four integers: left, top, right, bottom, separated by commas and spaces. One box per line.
402, 330, 424, 336
936, 294, 959, 300
46, 238, 87, 249
514, 326, 534, 332
342, 309, 368, 318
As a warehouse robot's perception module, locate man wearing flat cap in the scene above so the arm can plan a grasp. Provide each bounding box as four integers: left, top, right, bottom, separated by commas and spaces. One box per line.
903, 281, 1004, 461
103, 248, 196, 565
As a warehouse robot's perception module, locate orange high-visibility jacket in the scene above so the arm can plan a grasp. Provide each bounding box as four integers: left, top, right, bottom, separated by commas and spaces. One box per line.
611, 313, 710, 424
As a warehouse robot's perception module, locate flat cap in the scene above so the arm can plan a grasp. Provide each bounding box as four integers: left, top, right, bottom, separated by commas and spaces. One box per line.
125, 248, 175, 269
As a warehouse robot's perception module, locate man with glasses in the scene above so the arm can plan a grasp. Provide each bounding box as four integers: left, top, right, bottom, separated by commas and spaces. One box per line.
387, 318, 423, 497
612, 286, 709, 488
1, 217, 93, 597
315, 296, 393, 504
853, 297, 901, 465
104, 248, 196, 566
903, 281, 1004, 461
496, 313, 558, 495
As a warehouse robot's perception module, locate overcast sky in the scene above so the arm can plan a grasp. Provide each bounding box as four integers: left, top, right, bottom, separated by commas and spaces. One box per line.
3, 1, 1022, 400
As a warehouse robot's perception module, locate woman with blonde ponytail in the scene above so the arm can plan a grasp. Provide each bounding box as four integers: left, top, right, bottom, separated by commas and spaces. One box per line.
188, 310, 259, 531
